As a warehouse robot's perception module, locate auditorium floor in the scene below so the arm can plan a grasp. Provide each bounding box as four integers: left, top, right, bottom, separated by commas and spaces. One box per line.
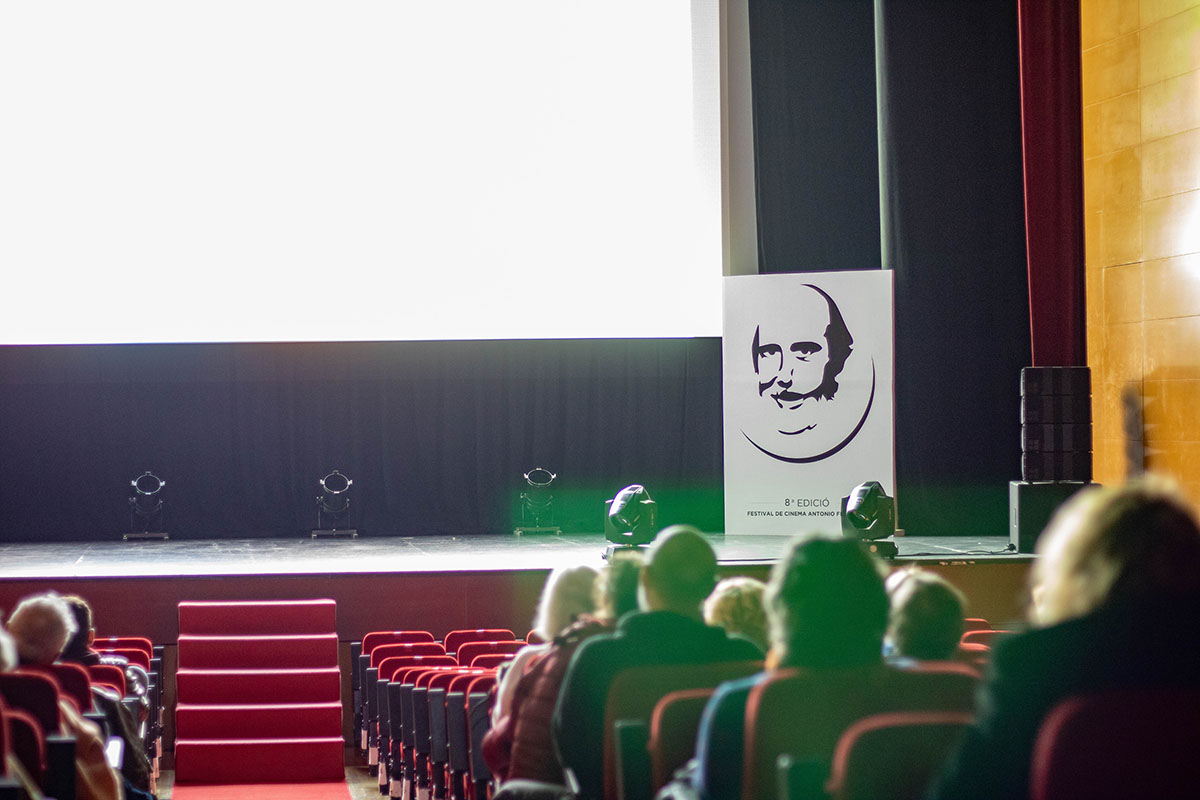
0, 531, 1021, 580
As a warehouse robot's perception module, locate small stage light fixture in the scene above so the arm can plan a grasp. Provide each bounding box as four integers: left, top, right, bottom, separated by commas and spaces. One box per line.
604, 483, 658, 559
514, 467, 561, 535
313, 469, 357, 538
841, 480, 898, 558
126, 471, 168, 540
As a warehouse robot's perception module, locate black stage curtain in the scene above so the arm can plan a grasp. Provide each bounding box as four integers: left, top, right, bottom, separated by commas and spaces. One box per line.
0, 339, 724, 541
877, 0, 1031, 535
749, 0, 882, 271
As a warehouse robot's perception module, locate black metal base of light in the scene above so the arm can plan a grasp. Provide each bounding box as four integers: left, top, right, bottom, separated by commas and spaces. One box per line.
311, 528, 358, 539
513, 526, 562, 536
124, 531, 169, 541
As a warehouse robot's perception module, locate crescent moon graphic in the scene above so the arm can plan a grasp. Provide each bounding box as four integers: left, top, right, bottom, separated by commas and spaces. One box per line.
742, 361, 876, 464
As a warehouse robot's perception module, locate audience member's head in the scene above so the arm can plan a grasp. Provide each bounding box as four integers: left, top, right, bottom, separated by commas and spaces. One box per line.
596, 550, 643, 622
639, 525, 719, 618
7, 591, 77, 665
885, 567, 966, 661
1032, 476, 1200, 626
60, 593, 96, 663
0, 619, 16, 672
532, 565, 599, 641
704, 576, 768, 653
765, 534, 889, 669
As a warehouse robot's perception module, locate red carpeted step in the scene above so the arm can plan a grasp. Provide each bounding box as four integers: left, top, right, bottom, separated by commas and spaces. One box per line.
178, 599, 337, 636
176, 702, 342, 740
178, 634, 338, 669
176, 668, 341, 704
173, 737, 345, 784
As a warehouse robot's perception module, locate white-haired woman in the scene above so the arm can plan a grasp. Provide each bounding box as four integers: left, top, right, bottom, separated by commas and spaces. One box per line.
927, 477, 1200, 800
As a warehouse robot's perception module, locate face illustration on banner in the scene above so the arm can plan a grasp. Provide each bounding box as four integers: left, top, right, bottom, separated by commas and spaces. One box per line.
742, 284, 875, 463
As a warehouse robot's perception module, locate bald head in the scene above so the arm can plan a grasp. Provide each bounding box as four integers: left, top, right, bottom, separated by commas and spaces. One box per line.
641, 526, 718, 618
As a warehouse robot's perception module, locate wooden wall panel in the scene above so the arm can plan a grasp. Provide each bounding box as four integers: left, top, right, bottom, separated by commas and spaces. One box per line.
1082, 0, 1200, 503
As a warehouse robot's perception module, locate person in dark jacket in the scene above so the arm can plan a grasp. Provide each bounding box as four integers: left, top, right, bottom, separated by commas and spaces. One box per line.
552, 526, 763, 800
925, 476, 1200, 800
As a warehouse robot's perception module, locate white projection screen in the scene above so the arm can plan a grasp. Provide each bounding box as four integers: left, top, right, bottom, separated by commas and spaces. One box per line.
0, 2, 722, 344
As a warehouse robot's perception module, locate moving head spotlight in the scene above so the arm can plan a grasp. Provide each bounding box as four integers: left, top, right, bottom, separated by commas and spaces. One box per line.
604, 484, 658, 547
841, 480, 898, 558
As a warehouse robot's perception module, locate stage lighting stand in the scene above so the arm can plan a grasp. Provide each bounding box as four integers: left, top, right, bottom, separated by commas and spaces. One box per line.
312, 469, 358, 538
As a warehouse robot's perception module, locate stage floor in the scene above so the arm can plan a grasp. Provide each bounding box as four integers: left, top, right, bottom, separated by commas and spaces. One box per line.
0, 531, 1021, 580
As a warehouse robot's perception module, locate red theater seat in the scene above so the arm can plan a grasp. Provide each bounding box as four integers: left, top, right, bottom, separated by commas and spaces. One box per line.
649, 688, 717, 791
19, 663, 93, 715
370, 641, 447, 667
87, 663, 127, 697
469, 653, 516, 669
100, 647, 151, 671
1030, 688, 1200, 800
825, 711, 974, 800
443, 629, 515, 656
4, 707, 47, 787
959, 629, 1014, 648
743, 663, 979, 800
456, 640, 524, 667
962, 618, 991, 632
362, 630, 436, 653
94, 636, 154, 661
604, 660, 763, 800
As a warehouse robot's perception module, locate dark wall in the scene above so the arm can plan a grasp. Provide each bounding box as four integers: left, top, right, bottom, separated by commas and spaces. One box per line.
0, 339, 724, 541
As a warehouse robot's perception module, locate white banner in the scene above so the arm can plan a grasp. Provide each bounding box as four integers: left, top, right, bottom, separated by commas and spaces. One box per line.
723, 271, 895, 534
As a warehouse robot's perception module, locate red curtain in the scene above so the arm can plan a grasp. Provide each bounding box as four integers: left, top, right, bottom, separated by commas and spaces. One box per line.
1018, 0, 1086, 366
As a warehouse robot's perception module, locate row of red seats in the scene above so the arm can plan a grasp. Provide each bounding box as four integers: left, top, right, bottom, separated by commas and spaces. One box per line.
353, 629, 529, 800
0, 634, 162, 800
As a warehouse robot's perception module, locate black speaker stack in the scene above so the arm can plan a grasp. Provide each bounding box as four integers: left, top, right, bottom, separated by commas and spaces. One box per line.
1010, 366, 1096, 553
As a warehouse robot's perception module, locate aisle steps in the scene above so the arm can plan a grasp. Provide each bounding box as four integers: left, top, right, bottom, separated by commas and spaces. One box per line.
174, 599, 344, 784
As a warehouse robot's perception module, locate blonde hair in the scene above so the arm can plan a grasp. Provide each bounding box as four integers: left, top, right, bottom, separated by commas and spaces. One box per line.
704, 577, 768, 653
532, 565, 599, 641
1032, 476, 1200, 626
7, 591, 77, 665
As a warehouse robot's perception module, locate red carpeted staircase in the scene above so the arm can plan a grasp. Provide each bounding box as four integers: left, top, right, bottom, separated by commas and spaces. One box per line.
174, 599, 344, 784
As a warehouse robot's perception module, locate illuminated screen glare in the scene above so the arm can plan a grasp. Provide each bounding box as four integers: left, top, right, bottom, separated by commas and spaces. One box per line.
0, 2, 722, 344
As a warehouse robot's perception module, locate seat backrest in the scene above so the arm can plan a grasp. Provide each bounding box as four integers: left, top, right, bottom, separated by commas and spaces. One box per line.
103, 647, 151, 670
469, 653, 515, 669
826, 711, 974, 800
961, 618, 991, 632
443, 629, 515, 656
603, 660, 762, 800
744, 663, 978, 800
371, 641, 447, 668
959, 629, 1013, 647
34, 663, 93, 713
94, 636, 153, 660
4, 707, 47, 785
648, 688, 717, 790
0, 671, 63, 734
1030, 688, 1200, 800
87, 663, 127, 697
456, 640, 524, 667
362, 630, 436, 654
379, 654, 458, 682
